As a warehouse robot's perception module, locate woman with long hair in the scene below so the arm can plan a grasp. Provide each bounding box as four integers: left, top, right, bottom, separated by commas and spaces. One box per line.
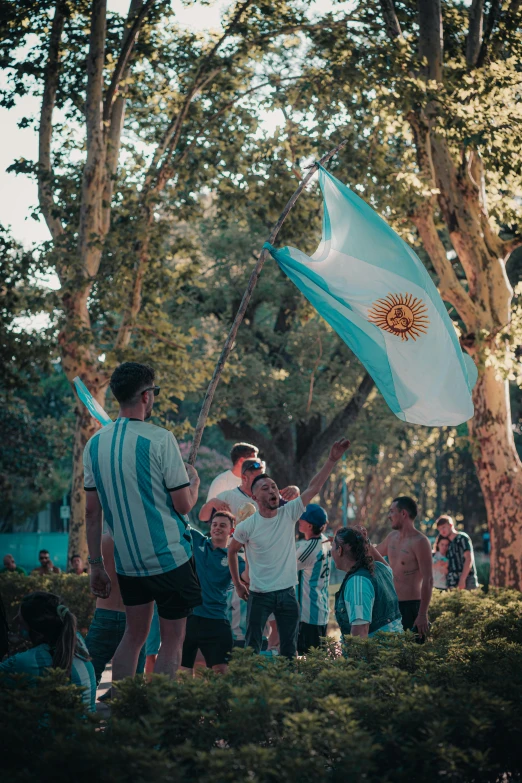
0, 592, 96, 710
332, 527, 403, 642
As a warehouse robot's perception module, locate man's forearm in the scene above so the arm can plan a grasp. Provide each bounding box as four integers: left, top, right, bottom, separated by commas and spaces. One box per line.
228, 549, 241, 588
419, 574, 433, 616
460, 552, 472, 582
86, 510, 103, 560
303, 458, 336, 504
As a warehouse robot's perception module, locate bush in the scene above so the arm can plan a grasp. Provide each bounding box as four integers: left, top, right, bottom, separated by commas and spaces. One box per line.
0, 572, 95, 636
1, 589, 521, 782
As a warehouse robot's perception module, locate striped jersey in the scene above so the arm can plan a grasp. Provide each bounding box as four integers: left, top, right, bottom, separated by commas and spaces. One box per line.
296, 534, 332, 626
0, 634, 96, 710
83, 418, 192, 577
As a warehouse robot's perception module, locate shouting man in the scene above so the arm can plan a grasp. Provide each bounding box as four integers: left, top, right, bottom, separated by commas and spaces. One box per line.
228, 438, 351, 659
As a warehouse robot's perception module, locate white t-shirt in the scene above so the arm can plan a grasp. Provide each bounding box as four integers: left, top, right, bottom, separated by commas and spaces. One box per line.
233, 496, 304, 593
206, 469, 241, 501
217, 487, 258, 519
83, 419, 191, 577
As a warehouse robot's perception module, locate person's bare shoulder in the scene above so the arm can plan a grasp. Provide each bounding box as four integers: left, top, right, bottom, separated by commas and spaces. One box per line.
410, 530, 432, 553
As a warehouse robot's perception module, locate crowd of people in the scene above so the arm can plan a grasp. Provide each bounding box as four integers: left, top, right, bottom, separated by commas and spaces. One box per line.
0, 362, 480, 708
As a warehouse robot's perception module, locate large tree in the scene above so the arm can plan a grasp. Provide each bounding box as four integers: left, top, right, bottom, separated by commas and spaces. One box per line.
272, 0, 522, 587
0, 0, 351, 558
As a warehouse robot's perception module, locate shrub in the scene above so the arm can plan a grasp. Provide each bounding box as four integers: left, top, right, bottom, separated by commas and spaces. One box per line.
0, 572, 95, 637
1, 589, 521, 782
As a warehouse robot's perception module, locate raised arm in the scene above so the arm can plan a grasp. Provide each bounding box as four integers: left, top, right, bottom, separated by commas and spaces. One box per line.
199, 497, 232, 522
301, 438, 351, 507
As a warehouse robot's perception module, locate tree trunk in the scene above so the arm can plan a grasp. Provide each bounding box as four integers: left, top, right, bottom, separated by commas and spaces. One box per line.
69, 402, 102, 562
468, 364, 522, 588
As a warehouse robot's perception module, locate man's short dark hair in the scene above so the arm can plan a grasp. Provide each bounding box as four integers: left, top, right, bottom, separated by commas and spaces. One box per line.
110, 362, 155, 404
39, 549, 49, 556
71, 554, 81, 561
393, 496, 418, 520
230, 442, 258, 465
211, 510, 235, 527
436, 515, 453, 528
250, 473, 269, 494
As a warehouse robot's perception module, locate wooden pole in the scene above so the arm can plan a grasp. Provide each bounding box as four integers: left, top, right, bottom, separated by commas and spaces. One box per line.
188, 139, 348, 465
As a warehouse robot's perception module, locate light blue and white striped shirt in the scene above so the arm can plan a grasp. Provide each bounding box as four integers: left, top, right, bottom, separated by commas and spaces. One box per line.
83, 419, 192, 577
296, 535, 332, 626
0, 634, 96, 710
342, 565, 404, 636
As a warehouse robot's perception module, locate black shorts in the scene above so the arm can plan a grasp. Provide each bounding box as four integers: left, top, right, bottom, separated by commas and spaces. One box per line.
297, 622, 328, 655
181, 614, 233, 668
116, 559, 202, 620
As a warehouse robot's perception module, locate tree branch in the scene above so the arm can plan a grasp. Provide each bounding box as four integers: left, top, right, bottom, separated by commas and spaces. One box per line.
466, 0, 485, 68
476, 0, 502, 67
411, 203, 478, 331
298, 372, 375, 482
103, 0, 156, 123
78, 0, 107, 279
38, 0, 67, 242
417, 0, 443, 82
102, 0, 153, 235
378, 0, 403, 39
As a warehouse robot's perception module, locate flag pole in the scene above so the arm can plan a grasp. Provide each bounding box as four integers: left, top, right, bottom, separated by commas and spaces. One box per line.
188, 139, 348, 465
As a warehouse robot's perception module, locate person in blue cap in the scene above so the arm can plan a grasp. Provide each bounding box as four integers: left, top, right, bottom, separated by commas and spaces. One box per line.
296, 504, 332, 654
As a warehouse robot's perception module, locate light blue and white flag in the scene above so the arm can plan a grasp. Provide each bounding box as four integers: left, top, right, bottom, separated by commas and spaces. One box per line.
265, 165, 477, 426
73, 376, 112, 426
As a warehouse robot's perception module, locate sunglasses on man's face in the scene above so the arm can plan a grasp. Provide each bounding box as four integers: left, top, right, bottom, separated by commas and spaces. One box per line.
143, 386, 160, 397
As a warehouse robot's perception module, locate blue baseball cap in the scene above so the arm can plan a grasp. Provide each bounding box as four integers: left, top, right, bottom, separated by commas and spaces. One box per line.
300, 504, 328, 527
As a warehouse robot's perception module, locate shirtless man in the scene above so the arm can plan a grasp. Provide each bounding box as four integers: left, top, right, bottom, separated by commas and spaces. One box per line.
376, 496, 433, 639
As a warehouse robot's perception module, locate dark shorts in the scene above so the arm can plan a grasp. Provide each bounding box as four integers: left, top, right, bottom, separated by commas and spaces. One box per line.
297, 622, 328, 655
398, 600, 420, 633
116, 559, 202, 620
181, 614, 233, 668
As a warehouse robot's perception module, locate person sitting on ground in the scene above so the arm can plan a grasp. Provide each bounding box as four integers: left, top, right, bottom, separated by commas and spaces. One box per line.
432, 535, 450, 591
228, 438, 351, 660
296, 504, 332, 655
0, 591, 96, 710
375, 497, 433, 640
31, 549, 61, 575
435, 515, 478, 590
181, 511, 246, 675
332, 527, 403, 643
68, 554, 88, 575
85, 533, 145, 689
206, 442, 259, 501
1, 554, 26, 575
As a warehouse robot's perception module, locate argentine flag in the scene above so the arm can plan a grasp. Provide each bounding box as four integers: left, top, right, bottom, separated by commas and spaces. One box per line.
265, 165, 477, 427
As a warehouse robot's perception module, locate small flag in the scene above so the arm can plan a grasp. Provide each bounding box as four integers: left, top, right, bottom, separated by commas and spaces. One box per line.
73, 377, 112, 426
265, 165, 477, 426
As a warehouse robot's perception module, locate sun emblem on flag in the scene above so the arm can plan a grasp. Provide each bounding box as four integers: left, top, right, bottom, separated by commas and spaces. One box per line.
368, 293, 429, 341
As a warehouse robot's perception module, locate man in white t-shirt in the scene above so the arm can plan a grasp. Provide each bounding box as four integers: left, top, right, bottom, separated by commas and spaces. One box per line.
228, 437, 351, 659
206, 443, 258, 500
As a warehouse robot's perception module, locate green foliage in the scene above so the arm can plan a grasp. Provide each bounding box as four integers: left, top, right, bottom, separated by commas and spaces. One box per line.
0, 572, 95, 635
2, 589, 522, 781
